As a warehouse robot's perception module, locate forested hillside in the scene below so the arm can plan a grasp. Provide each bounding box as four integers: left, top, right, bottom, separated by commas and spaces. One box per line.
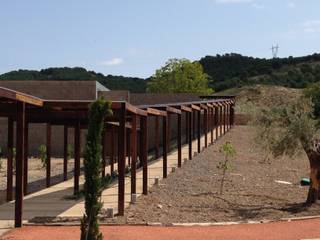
0, 67, 147, 93
200, 53, 320, 91
1, 53, 320, 93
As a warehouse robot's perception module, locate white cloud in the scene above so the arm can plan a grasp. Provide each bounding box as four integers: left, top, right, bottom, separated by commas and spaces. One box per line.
215, 0, 264, 9
215, 0, 254, 3
287, 2, 295, 8
100, 58, 124, 66
302, 20, 320, 33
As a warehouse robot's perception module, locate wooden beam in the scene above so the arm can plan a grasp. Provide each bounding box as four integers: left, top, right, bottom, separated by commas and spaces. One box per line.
179, 105, 192, 112
110, 126, 114, 174
188, 111, 192, 160
204, 109, 208, 148
46, 123, 51, 188
15, 101, 25, 228
118, 102, 126, 216
210, 108, 214, 144
197, 110, 201, 153
141, 116, 148, 195
155, 116, 160, 159
131, 115, 137, 194
6, 117, 13, 202
215, 107, 219, 140
74, 120, 81, 194
63, 126, 68, 181
191, 104, 201, 111
146, 108, 167, 116
177, 113, 182, 167
162, 115, 168, 178
23, 121, 28, 195
200, 104, 208, 110
102, 126, 107, 178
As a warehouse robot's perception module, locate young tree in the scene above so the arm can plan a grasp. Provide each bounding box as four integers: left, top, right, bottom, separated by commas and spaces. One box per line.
217, 142, 236, 194
80, 97, 112, 240
147, 58, 213, 95
255, 98, 320, 204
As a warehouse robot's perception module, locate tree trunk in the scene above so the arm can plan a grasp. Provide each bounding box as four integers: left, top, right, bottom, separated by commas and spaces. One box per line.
306, 151, 320, 205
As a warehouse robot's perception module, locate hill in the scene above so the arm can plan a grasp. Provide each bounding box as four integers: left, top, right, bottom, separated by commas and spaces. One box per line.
0, 67, 147, 93
200, 53, 320, 91
216, 84, 302, 114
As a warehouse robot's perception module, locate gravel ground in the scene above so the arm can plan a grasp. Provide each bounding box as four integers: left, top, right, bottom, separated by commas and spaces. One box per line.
114, 126, 320, 224
0, 158, 75, 204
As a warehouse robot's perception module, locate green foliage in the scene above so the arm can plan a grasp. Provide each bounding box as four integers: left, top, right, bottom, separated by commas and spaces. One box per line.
199, 53, 320, 91
38, 145, 47, 169
304, 82, 320, 119
147, 58, 213, 95
67, 144, 73, 160
254, 98, 319, 158
217, 141, 236, 194
80, 97, 112, 240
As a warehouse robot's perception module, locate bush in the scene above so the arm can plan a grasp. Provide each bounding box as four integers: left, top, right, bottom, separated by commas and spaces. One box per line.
38, 145, 47, 169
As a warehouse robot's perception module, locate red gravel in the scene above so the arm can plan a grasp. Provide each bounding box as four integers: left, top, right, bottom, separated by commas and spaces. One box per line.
2, 218, 320, 240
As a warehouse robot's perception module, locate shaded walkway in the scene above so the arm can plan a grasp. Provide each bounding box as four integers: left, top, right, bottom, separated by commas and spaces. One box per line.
0, 127, 221, 230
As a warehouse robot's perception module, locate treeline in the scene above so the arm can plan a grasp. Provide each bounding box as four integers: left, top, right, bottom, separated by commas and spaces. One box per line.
1, 53, 320, 93
199, 53, 320, 91
0, 67, 147, 93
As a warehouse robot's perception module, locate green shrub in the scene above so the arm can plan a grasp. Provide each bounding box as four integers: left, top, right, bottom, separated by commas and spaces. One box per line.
38, 145, 47, 169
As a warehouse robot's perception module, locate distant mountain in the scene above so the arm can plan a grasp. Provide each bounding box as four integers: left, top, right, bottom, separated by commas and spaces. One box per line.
1, 53, 320, 93
0, 67, 147, 93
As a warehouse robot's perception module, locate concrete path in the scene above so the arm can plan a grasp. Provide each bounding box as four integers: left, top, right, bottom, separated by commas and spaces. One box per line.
2, 218, 320, 240
0, 126, 224, 231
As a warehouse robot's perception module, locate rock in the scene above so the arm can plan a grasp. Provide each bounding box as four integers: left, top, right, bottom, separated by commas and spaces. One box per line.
157, 204, 163, 209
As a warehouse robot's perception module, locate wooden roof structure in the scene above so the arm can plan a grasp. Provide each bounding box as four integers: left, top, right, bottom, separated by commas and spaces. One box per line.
0, 86, 235, 228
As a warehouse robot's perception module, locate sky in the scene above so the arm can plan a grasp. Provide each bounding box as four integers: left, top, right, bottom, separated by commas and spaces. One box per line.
1, 0, 320, 78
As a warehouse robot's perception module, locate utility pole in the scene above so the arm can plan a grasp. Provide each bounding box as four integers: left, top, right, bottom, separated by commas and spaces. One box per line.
271, 44, 279, 58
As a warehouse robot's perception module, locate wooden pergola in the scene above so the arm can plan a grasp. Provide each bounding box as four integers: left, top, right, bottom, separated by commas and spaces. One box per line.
0, 87, 235, 227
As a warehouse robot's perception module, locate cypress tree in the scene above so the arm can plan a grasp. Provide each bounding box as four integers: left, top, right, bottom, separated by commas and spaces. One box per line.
80, 97, 112, 240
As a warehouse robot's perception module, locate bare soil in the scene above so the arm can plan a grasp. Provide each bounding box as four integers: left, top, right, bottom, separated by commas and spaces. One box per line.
0, 158, 75, 204
115, 126, 320, 224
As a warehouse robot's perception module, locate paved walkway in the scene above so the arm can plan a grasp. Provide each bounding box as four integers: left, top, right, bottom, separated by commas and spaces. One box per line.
0, 127, 223, 231
2, 218, 320, 240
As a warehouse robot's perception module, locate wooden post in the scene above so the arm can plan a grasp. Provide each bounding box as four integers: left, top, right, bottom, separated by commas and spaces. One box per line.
118, 103, 126, 216
141, 116, 148, 195
127, 131, 131, 166
7, 117, 14, 202
167, 114, 171, 152
231, 104, 235, 127
74, 119, 80, 193
188, 111, 192, 160
131, 115, 137, 194
101, 126, 106, 178
155, 116, 160, 159
197, 110, 201, 153
215, 107, 219, 140
110, 126, 114, 174
162, 115, 168, 178
185, 112, 189, 144
177, 114, 182, 167
223, 104, 226, 134
192, 111, 196, 140
219, 106, 223, 136
63, 126, 68, 181
15, 101, 25, 228
210, 108, 214, 144
46, 123, 51, 188
204, 109, 208, 148
23, 121, 28, 195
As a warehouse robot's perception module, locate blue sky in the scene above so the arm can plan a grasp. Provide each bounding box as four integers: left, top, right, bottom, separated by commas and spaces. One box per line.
1, 0, 320, 78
